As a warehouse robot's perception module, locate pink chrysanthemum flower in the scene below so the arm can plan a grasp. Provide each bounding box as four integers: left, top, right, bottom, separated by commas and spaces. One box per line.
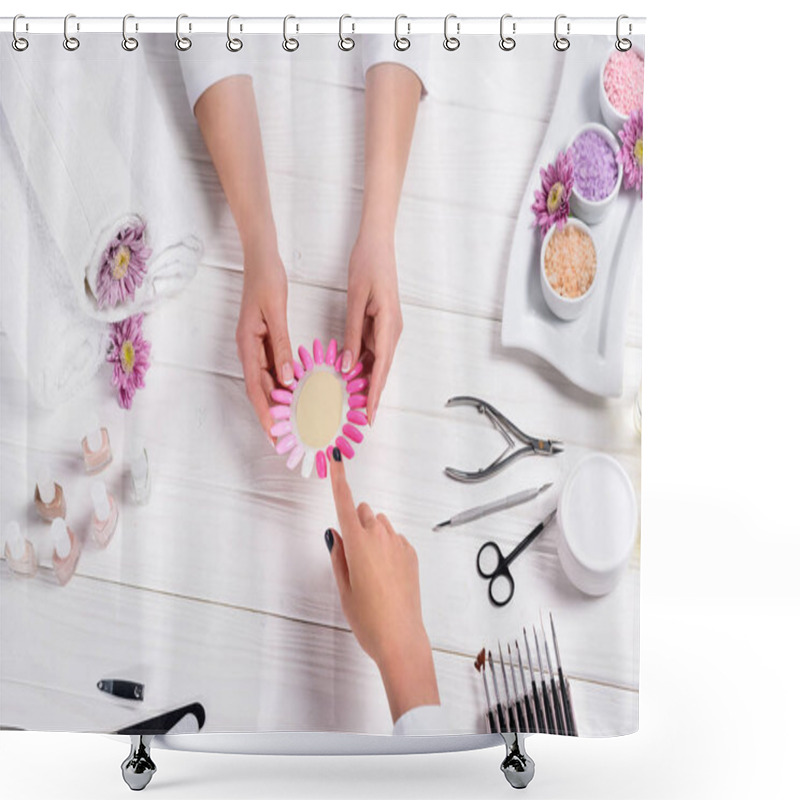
532, 150, 574, 235
618, 108, 643, 195
96, 223, 152, 308
107, 314, 151, 409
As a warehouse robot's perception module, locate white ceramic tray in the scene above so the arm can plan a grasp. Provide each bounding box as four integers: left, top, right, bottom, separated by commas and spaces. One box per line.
501, 36, 643, 397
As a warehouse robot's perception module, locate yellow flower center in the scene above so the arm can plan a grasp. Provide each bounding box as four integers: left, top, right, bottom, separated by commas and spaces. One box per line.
121, 340, 136, 374
634, 138, 643, 166
112, 246, 131, 280
546, 182, 564, 214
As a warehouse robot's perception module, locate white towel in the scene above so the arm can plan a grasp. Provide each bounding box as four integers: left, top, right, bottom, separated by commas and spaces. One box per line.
0, 36, 203, 323
1, 110, 108, 409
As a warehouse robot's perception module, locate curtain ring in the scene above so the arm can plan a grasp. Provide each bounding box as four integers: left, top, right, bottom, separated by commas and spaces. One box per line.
122, 14, 139, 51
283, 15, 299, 52
175, 14, 192, 50
554, 14, 570, 51
394, 15, 410, 51
63, 13, 80, 51
12, 14, 29, 52
338, 14, 355, 51
443, 14, 460, 51
499, 14, 515, 51
226, 15, 243, 51
615, 15, 632, 51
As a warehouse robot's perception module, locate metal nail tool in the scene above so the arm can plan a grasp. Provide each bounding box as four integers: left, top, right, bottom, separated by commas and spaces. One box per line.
434, 483, 552, 531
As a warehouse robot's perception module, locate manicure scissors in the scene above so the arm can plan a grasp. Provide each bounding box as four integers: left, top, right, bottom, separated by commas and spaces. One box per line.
477, 509, 557, 607
445, 396, 563, 483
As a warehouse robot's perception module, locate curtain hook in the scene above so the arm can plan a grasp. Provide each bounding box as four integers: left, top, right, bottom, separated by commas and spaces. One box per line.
122, 14, 139, 51
63, 13, 80, 51
554, 14, 570, 51
615, 15, 632, 51
12, 14, 29, 52
443, 14, 460, 51
283, 15, 299, 51
175, 14, 192, 50
394, 14, 410, 51
227, 15, 243, 51
338, 14, 355, 51
499, 14, 516, 51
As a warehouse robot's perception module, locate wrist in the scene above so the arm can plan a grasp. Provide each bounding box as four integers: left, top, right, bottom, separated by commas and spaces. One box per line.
241, 222, 281, 270
376, 631, 440, 723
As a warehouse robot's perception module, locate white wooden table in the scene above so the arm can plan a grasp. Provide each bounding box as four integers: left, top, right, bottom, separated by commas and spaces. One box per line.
0, 35, 640, 738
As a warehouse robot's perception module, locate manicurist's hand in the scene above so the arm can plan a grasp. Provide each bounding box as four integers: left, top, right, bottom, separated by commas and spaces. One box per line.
236, 251, 294, 436
342, 234, 403, 426
325, 449, 440, 723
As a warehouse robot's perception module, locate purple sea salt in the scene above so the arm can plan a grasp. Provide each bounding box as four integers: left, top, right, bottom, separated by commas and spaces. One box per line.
569, 130, 619, 202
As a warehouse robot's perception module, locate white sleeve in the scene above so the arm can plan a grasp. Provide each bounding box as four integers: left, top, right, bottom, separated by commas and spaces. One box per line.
359, 34, 433, 97
178, 37, 254, 112
392, 704, 450, 735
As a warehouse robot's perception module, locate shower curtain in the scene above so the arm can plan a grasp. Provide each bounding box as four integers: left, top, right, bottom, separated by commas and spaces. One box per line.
0, 26, 643, 741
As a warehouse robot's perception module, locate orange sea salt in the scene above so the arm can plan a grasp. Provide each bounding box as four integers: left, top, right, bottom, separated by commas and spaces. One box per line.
544, 226, 597, 299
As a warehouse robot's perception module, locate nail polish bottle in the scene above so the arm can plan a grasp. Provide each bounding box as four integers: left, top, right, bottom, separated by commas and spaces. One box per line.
33, 462, 66, 521
91, 479, 119, 548
82, 413, 112, 474
130, 445, 151, 505
51, 518, 81, 586
4, 521, 38, 578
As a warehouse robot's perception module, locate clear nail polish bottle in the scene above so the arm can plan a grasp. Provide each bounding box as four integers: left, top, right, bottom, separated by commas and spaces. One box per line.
33, 462, 66, 522
3, 521, 38, 578
91, 479, 119, 548
82, 413, 112, 474
130, 445, 151, 505
51, 518, 81, 586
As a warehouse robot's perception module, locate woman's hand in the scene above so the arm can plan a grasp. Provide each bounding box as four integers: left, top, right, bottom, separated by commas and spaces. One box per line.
325, 449, 440, 723
236, 252, 294, 436
342, 233, 403, 425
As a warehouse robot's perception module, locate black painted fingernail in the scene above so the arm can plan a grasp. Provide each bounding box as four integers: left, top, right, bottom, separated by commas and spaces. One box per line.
324, 529, 334, 552
332, 447, 342, 462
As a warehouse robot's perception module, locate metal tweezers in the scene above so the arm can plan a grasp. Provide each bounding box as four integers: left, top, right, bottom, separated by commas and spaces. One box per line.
444, 396, 563, 482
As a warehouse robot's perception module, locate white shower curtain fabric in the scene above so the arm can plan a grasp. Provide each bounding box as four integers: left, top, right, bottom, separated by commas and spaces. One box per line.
0, 31, 643, 739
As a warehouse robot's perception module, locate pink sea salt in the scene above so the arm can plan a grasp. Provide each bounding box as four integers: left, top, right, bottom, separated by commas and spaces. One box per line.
544, 226, 597, 299
569, 130, 618, 201
603, 50, 644, 116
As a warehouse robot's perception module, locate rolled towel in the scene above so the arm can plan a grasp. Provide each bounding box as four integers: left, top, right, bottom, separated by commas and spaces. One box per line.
1, 110, 108, 409
0, 36, 203, 323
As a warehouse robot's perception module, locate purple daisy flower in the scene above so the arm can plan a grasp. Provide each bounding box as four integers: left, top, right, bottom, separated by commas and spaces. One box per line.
96, 223, 152, 308
532, 150, 574, 236
107, 314, 151, 409
618, 108, 643, 195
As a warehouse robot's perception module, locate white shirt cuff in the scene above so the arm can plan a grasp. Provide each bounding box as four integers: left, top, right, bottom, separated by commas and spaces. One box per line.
359, 34, 432, 97
392, 704, 449, 735
178, 37, 254, 111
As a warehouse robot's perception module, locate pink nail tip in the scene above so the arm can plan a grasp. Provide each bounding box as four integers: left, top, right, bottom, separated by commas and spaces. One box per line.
270, 389, 294, 405
298, 346, 314, 372
293, 360, 305, 381
326, 445, 334, 461
270, 421, 292, 438
275, 434, 297, 455
325, 339, 338, 366
334, 353, 343, 372
342, 424, 363, 443
347, 377, 368, 394
313, 339, 324, 364
287, 445, 305, 470
335, 436, 354, 459
270, 404, 291, 420
347, 410, 368, 425
343, 362, 363, 381
316, 450, 327, 479
348, 394, 367, 409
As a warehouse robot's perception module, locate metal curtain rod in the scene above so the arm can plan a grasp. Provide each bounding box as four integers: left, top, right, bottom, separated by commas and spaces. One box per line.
0, 16, 646, 36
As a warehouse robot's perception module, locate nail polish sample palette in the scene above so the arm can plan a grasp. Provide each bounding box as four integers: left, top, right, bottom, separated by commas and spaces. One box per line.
269, 338, 369, 479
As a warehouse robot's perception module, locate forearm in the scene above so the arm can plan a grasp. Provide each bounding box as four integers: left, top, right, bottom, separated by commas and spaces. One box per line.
360, 64, 422, 239
194, 76, 279, 264
377, 633, 440, 723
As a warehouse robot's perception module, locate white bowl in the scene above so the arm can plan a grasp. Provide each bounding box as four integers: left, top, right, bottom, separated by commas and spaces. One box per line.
556, 453, 637, 596
567, 123, 622, 225
598, 45, 645, 135
539, 218, 599, 321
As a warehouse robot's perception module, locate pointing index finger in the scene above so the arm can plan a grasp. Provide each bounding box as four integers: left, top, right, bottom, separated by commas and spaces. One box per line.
329, 451, 361, 537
